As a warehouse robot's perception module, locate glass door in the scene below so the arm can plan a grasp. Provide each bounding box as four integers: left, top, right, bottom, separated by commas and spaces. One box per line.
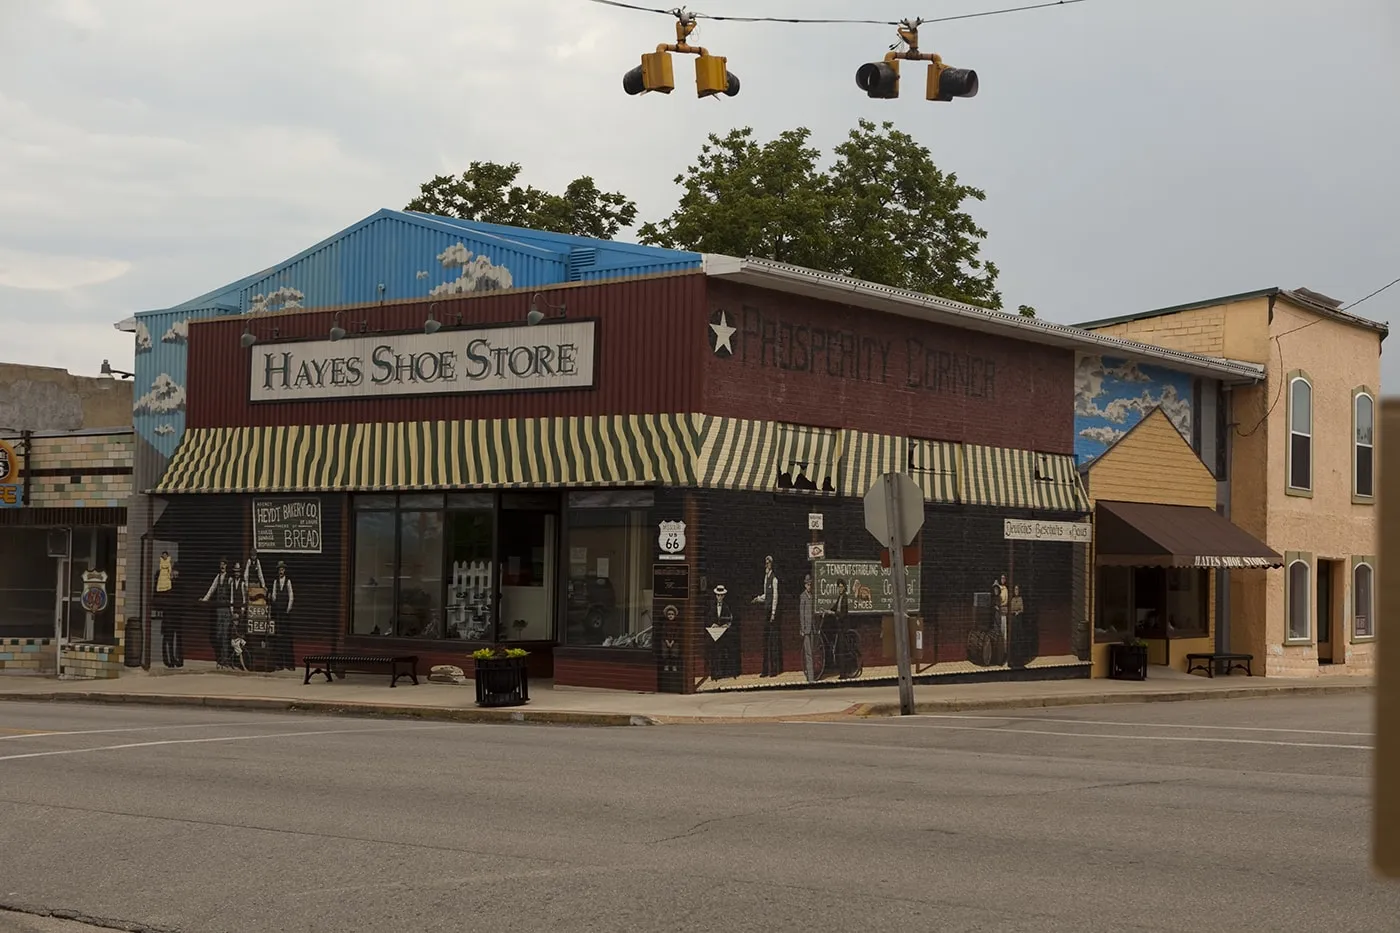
498, 494, 558, 642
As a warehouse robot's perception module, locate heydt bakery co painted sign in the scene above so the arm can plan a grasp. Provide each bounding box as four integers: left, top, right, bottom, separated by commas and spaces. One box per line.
250, 321, 596, 402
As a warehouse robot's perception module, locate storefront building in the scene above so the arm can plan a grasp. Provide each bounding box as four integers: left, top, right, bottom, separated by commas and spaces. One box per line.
138, 242, 1269, 692
1079, 287, 1386, 676
115, 208, 703, 668
0, 416, 132, 681
1080, 408, 1280, 675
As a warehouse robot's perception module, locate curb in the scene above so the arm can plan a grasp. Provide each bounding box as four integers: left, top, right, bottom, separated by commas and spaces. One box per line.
853, 682, 1375, 717
0, 691, 657, 727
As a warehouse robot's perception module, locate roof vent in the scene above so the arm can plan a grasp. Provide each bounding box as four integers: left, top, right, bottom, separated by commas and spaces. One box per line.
1293, 287, 1343, 309
567, 248, 598, 282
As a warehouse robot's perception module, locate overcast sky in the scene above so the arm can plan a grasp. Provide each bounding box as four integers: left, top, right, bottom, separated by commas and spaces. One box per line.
2, 0, 1397, 388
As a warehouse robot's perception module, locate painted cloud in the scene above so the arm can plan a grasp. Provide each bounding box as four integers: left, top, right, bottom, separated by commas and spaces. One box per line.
134, 320, 153, 353
429, 243, 513, 296
134, 373, 186, 415
1074, 355, 1194, 464
153, 423, 175, 436
249, 286, 305, 314
161, 318, 189, 344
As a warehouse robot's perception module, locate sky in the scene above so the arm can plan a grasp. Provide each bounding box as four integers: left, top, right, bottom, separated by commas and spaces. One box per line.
1, 0, 1397, 388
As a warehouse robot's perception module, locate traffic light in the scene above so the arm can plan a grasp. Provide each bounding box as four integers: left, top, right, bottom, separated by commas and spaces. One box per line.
855, 59, 900, 99
695, 53, 740, 98
623, 51, 675, 95
928, 57, 979, 101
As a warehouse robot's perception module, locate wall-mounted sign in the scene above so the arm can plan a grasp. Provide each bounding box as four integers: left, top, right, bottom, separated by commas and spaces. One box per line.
1003, 519, 1092, 543
80, 570, 109, 615
0, 439, 20, 508
813, 559, 921, 614
653, 564, 690, 600
252, 498, 323, 554
807, 513, 824, 531
657, 520, 686, 562
807, 542, 826, 560
249, 320, 597, 402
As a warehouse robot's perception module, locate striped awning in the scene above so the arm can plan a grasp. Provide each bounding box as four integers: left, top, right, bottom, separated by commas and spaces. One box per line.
1032, 452, 1091, 513
909, 439, 959, 504
839, 431, 907, 498
960, 445, 1089, 514
694, 417, 840, 494
155, 415, 698, 493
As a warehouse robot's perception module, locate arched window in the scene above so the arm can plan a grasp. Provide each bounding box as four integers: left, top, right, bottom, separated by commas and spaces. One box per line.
1288, 376, 1312, 492
1354, 562, 1375, 639
1287, 559, 1310, 642
1354, 390, 1375, 499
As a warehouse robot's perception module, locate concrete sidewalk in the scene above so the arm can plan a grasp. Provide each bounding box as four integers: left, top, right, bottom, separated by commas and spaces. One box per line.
0, 664, 1373, 726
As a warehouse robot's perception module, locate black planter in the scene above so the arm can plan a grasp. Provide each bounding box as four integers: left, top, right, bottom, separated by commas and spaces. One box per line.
1107, 643, 1148, 681
475, 656, 530, 707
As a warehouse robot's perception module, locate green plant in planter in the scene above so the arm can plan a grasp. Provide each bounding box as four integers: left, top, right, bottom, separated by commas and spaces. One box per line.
472, 647, 529, 660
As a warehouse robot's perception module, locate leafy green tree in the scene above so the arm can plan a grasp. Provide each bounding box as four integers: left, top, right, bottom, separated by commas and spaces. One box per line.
640, 119, 1001, 309
1018, 305, 1037, 317
406, 161, 638, 240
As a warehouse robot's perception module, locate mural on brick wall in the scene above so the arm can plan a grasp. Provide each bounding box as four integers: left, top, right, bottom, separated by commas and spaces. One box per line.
691, 491, 1089, 692
150, 496, 340, 673
1074, 355, 1194, 465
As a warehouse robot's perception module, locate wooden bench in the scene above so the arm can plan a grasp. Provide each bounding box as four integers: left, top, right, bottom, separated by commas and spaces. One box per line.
1185, 652, 1253, 678
302, 654, 419, 688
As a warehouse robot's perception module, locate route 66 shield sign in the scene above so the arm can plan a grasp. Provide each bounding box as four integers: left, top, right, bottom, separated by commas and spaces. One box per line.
658, 521, 687, 556
80, 569, 109, 615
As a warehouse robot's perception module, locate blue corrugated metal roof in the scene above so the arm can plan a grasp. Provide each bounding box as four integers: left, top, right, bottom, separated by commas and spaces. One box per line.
128, 208, 703, 463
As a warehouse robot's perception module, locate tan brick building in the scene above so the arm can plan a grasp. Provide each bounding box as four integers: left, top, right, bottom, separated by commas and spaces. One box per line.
1079, 288, 1387, 676
0, 364, 133, 680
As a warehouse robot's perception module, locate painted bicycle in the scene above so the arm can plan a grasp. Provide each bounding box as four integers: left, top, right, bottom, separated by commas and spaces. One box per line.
811, 610, 863, 681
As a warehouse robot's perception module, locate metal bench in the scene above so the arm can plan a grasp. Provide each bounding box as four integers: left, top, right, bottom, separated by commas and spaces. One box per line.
1185, 652, 1253, 678
302, 654, 419, 688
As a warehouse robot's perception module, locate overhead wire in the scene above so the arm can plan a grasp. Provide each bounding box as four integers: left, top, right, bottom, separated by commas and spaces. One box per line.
580, 0, 1087, 27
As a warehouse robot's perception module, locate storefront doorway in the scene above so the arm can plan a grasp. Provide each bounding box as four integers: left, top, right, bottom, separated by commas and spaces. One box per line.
497, 494, 557, 642
1317, 558, 1338, 664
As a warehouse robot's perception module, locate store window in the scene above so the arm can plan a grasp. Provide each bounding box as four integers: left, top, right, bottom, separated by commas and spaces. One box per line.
1287, 558, 1310, 642
0, 528, 61, 639
564, 491, 654, 648
1094, 566, 1208, 643
351, 493, 497, 641
1287, 375, 1312, 493
1354, 390, 1375, 500
1354, 562, 1374, 639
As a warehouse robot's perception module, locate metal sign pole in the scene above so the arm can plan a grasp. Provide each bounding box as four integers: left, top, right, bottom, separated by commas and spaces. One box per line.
884, 474, 916, 716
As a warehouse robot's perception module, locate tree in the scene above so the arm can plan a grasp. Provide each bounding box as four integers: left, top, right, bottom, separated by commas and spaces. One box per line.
639, 119, 1001, 309
406, 161, 638, 240
1018, 305, 1037, 318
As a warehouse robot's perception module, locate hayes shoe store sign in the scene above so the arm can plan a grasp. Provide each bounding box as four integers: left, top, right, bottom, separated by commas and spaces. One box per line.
249, 321, 597, 402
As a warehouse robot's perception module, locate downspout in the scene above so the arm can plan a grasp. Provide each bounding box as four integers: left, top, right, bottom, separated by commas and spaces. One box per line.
19, 429, 32, 505
1217, 387, 1233, 657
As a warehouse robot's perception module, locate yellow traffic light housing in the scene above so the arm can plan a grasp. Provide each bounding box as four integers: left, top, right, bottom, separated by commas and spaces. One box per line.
623, 9, 739, 99
623, 51, 675, 95
927, 55, 979, 102
856, 56, 900, 99
695, 53, 739, 98
858, 18, 978, 105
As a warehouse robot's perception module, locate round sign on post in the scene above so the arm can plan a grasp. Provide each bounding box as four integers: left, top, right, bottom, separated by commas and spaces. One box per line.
863, 472, 924, 548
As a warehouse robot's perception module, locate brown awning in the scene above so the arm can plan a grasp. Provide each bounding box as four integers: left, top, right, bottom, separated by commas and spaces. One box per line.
1095, 500, 1283, 569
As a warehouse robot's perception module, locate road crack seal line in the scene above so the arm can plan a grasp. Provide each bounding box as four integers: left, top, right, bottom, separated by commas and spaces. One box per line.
651, 794, 861, 844
1, 902, 179, 932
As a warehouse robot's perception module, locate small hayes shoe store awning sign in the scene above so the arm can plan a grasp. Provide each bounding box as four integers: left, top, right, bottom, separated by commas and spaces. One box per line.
249, 321, 596, 402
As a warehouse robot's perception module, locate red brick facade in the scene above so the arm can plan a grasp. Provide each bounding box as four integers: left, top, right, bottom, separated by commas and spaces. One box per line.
701, 281, 1075, 454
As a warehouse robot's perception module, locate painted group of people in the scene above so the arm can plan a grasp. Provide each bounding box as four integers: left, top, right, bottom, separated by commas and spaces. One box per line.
705, 555, 853, 684
155, 550, 297, 671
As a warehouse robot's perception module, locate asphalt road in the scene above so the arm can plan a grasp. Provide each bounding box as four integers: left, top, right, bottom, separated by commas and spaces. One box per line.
0, 695, 1394, 933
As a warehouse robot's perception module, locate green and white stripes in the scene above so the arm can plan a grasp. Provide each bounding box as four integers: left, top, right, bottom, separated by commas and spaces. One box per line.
156, 414, 1088, 513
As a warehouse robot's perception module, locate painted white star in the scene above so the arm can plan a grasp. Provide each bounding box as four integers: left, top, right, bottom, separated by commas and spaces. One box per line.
709, 311, 737, 355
